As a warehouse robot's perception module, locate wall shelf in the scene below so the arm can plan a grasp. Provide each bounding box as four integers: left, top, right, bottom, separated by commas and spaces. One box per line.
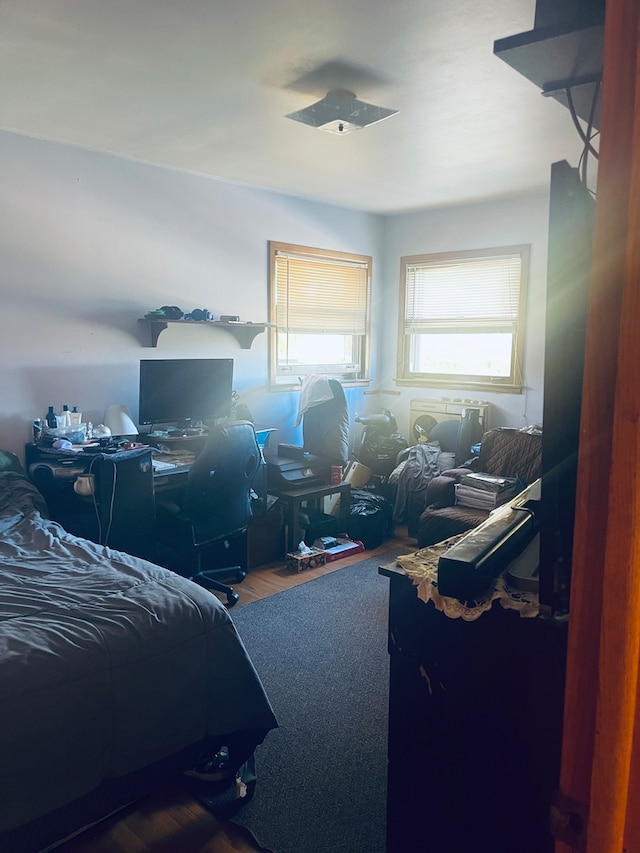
494, 20, 604, 129
138, 318, 272, 349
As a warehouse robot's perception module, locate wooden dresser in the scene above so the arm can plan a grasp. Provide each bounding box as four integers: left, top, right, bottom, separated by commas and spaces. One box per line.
380, 561, 567, 853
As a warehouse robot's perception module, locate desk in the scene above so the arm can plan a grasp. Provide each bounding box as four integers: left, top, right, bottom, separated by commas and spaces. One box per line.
25, 443, 157, 560
269, 481, 351, 552
25, 441, 273, 565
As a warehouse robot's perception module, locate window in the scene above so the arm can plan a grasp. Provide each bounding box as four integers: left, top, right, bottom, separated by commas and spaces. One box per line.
269, 241, 371, 384
397, 245, 529, 392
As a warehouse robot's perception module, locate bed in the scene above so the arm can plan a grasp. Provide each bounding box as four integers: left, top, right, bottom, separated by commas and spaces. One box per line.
0, 450, 277, 852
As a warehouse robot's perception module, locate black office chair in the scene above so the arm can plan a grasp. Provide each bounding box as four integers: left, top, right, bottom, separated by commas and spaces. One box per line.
155, 420, 261, 607
300, 378, 350, 475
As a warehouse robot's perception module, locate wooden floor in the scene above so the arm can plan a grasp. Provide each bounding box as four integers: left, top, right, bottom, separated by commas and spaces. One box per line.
233, 525, 413, 609
58, 527, 414, 853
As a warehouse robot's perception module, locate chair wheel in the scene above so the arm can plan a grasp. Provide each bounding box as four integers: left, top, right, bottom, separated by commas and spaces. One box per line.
226, 591, 240, 608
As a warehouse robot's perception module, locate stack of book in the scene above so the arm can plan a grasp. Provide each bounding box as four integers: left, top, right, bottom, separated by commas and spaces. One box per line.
454, 472, 519, 510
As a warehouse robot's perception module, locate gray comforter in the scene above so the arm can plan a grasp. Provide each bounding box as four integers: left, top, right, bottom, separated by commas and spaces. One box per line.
0, 468, 277, 834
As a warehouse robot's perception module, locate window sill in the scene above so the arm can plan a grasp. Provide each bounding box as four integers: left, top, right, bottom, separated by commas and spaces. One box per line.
269, 379, 371, 392
395, 378, 523, 395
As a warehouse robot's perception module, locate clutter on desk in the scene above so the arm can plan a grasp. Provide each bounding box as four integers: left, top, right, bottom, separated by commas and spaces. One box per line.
44, 405, 82, 430
149, 445, 197, 464
151, 458, 179, 472
38, 404, 88, 445
38, 424, 88, 447
45, 406, 57, 428
92, 423, 112, 439
34, 399, 153, 456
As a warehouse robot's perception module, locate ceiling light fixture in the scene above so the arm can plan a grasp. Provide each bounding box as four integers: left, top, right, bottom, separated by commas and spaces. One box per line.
285, 88, 398, 135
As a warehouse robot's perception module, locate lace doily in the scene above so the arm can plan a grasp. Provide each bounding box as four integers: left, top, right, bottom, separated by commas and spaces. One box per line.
395, 535, 539, 621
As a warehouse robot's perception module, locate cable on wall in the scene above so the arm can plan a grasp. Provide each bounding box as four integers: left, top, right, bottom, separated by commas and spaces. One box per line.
565, 81, 601, 195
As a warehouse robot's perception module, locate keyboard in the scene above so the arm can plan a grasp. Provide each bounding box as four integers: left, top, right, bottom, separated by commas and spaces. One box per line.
152, 459, 178, 472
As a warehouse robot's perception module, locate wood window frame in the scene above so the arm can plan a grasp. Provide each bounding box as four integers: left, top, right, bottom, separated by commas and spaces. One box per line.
268, 241, 372, 386
396, 244, 530, 393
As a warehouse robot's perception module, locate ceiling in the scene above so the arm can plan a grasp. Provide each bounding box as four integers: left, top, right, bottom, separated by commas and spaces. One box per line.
0, 0, 585, 214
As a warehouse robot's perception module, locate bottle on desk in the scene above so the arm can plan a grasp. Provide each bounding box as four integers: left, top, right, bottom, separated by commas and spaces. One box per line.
57, 405, 71, 429
46, 406, 58, 429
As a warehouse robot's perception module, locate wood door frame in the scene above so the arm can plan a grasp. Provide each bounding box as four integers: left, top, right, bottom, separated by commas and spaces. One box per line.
557, 0, 640, 850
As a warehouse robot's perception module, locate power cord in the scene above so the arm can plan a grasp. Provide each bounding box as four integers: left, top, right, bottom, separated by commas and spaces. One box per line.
87, 456, 102, 544
87, 456, 118, 547
565, 81, 601, 195
102, 461, 118, 547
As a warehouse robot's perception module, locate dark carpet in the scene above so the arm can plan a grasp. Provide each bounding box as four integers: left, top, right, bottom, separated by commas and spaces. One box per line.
194, 551, 402, 853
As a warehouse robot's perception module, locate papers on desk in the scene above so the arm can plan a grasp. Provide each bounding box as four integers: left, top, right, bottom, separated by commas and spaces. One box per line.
151, 450, 196, 472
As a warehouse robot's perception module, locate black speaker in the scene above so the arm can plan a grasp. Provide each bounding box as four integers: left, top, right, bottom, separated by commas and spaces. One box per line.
92, 448, 155, 561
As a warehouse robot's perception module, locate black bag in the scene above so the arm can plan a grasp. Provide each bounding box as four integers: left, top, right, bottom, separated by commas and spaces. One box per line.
347, 489, 394, 549
358, 433, 409, 477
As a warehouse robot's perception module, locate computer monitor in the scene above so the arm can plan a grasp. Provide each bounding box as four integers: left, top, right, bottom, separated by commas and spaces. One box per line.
138, 358, 234, 428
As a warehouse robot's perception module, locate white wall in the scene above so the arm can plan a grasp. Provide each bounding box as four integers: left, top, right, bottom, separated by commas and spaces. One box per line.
0, 131, 383, 460
0, 130, 551, 464
378, 192, 550, 439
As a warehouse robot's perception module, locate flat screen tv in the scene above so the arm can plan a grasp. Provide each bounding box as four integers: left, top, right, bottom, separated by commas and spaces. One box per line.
432, 162, 594, 616
138, 358, 234, 428
539, 160, 595, 614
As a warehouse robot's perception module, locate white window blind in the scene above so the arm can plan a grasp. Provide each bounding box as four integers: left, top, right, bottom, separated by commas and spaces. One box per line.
398, 245, 529, 391
269, 241, 372, 383
274, 250, 369, 334
404, 254, 523, 331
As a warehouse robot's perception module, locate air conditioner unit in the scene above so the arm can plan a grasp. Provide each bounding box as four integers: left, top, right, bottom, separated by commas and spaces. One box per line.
409, 398, 490, 444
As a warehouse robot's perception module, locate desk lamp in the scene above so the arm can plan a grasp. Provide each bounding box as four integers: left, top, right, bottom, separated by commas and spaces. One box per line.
103, 404, 139, 438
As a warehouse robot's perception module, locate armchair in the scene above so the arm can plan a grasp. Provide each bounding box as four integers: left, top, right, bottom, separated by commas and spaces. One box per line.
416, 427, 542, 548
155, 420, 262, 607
